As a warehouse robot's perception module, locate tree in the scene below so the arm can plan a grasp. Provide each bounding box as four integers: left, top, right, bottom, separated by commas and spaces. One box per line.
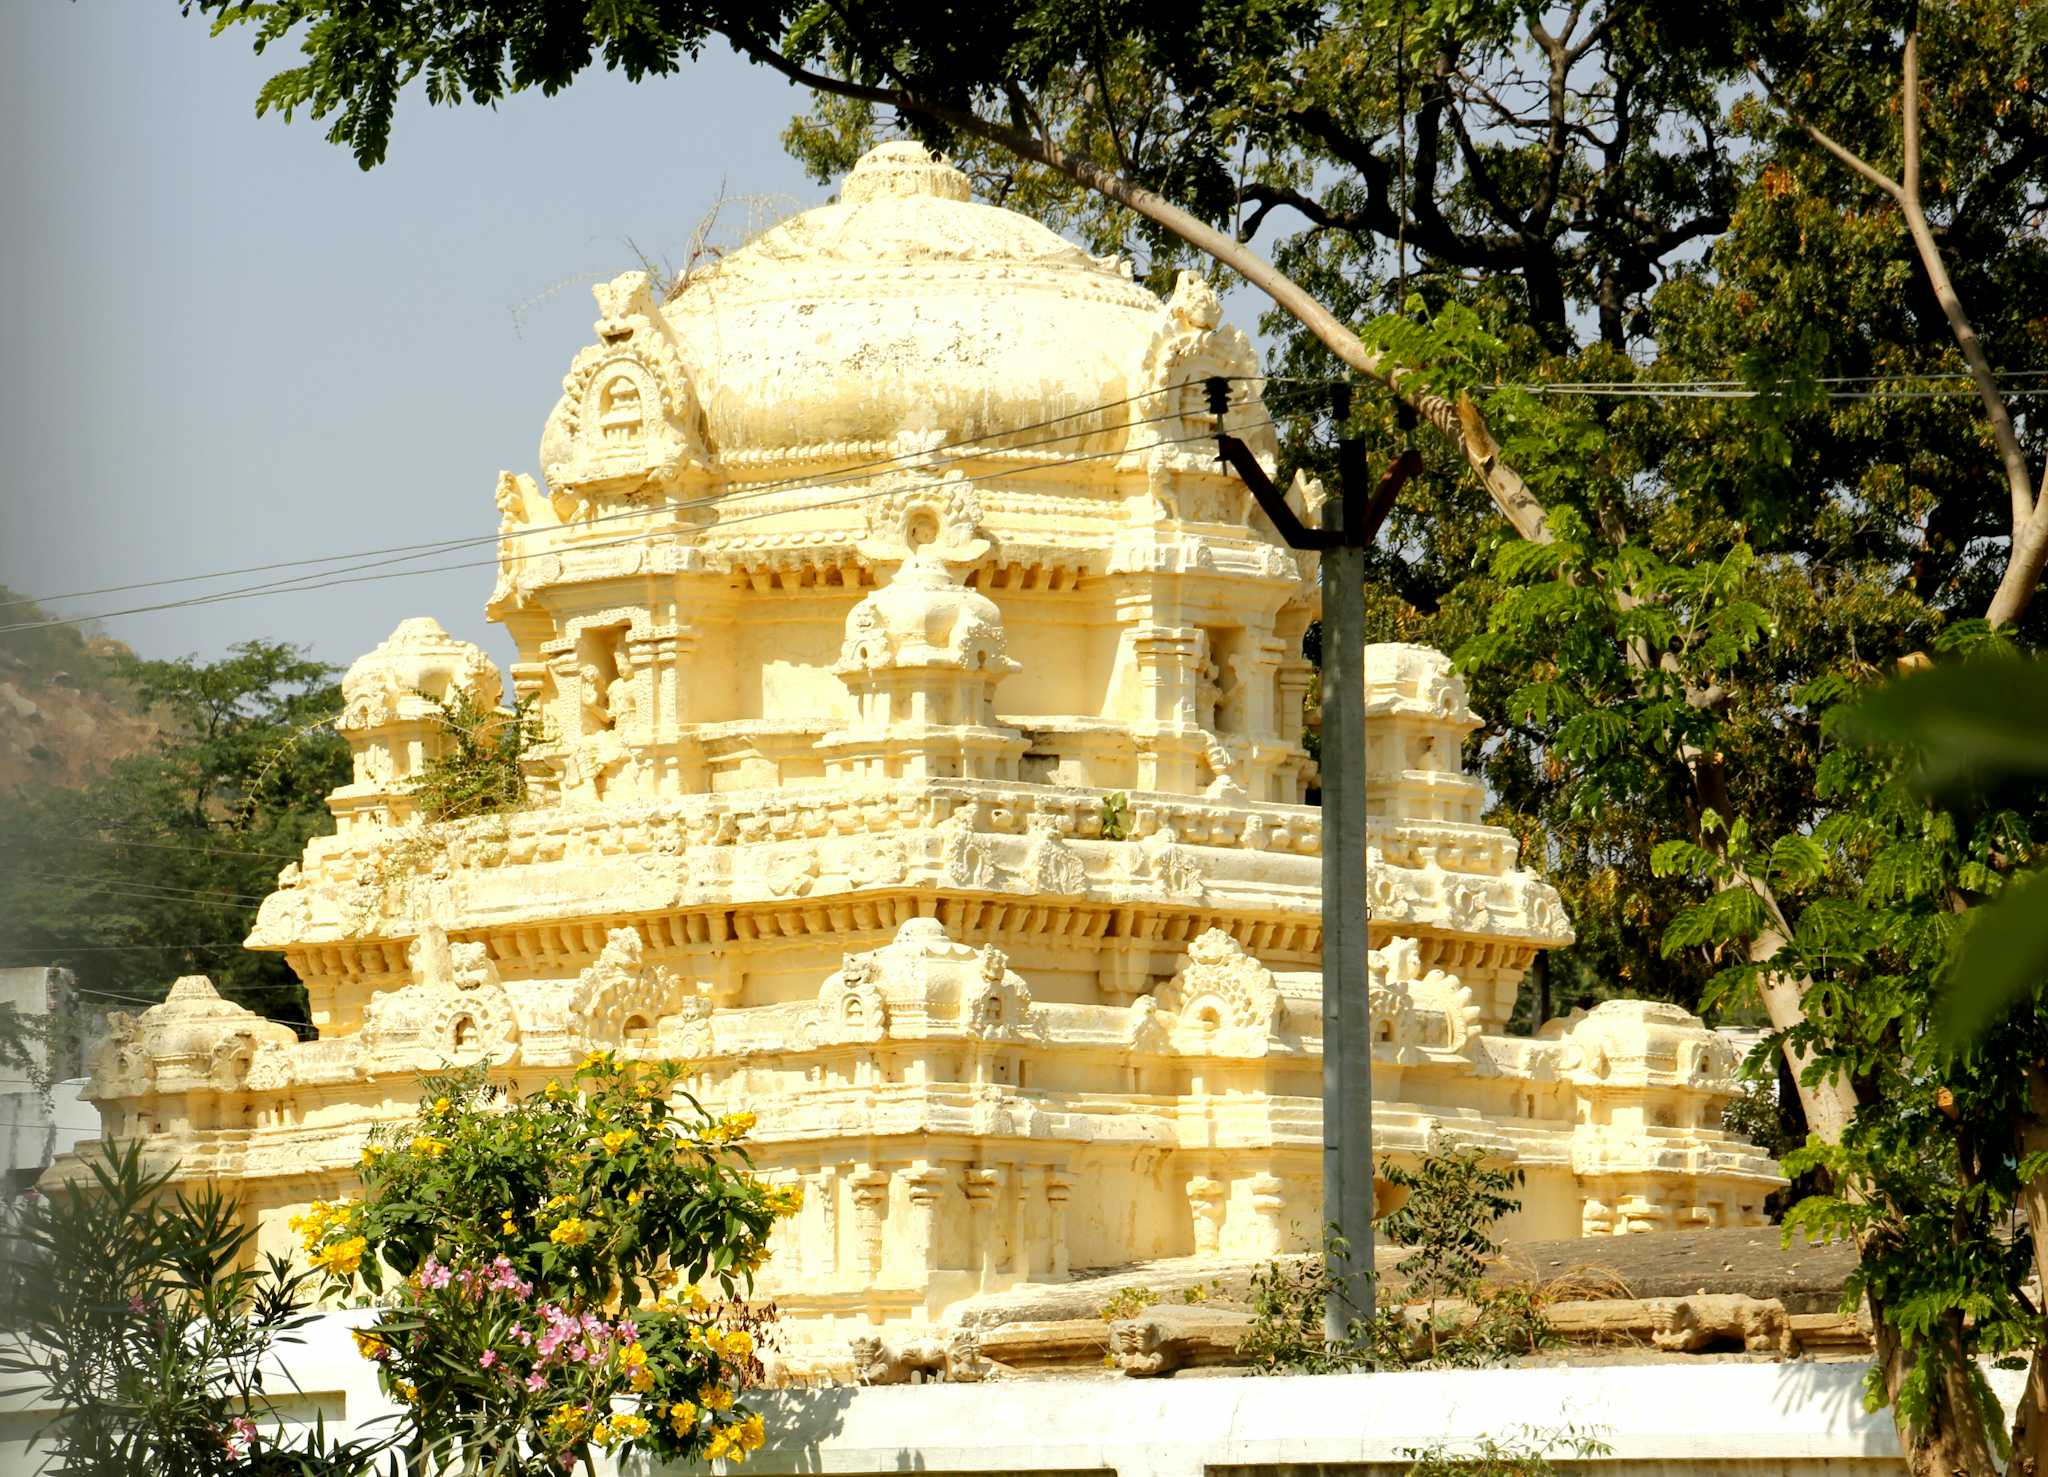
181, 3, 2048, 1468
0, 637, 348, 1027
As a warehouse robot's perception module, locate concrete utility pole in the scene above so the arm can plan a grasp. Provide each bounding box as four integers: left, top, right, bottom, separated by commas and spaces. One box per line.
1205, 378, 1419, 1342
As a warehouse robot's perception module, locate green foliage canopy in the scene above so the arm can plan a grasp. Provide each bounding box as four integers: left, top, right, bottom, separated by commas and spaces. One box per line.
0, 634, 347, 1028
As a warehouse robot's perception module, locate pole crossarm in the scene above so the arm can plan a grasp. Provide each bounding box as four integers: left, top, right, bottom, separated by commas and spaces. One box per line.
1203, 378, 1420, 550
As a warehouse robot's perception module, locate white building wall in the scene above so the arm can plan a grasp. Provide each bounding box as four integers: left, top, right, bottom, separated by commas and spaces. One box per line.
3, 1309, 2024, 1477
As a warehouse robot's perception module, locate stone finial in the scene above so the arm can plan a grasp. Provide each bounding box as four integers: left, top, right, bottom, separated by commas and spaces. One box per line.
329, 618, 506, 832
86, 976, 298, 1101
339, 617, 502, 732
840, 142, 973, 205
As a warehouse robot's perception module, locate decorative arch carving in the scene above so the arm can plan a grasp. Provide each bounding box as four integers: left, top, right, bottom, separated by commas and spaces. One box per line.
542, 271, 707, 502
569, 927, 690, 1052
1155, 929, 1281, 1057
809, 954, 889, 1045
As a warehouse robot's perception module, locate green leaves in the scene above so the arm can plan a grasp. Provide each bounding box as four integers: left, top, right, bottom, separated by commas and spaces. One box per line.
1943, 868, 2048, 1045
1837, 656, 2048, 792
2, 1140, 393, 1475
1659, 884, 1767, 956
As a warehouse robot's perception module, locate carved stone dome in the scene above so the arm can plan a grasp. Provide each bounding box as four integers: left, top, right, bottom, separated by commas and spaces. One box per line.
648, 142, 1179, 470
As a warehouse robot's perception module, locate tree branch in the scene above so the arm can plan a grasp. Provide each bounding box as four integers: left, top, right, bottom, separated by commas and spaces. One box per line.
1754, 39, 2040, 605
736, 40, 1556, 543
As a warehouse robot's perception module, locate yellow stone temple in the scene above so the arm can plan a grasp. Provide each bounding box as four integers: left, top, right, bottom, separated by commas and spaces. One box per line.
79, 143, 1779, 1364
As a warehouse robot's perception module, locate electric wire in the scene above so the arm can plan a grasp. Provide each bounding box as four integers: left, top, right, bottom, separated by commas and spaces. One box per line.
1, 375, 1296, 616
5, 873, 274, 906
0, 387, 1180, 610
1, 414, 1283, 636
10, 835, 308, 864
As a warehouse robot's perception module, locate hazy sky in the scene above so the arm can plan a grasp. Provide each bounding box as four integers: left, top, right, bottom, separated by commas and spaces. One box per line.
0, 3, 826, 677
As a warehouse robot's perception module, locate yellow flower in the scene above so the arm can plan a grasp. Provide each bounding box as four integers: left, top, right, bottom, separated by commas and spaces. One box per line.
549, 1218, 590, 1248
351, 1329, 391, 1361
579, 1048, 613, 1072
409, 1134, 449, 1159
610, 1412, 651, 1441
629, 1366, 655, 1393
290, 1198, 357, 1252
545, 1406, 588, 1440
543, 1078, 565, 1100
708, 1110, 757, 1143
739, 1412, 766, 1451
314, 1236, 367, 1277
701, 1384, 735, 1413
626, 1188, 643, 1206
619, 1340, 648, 1369
601, 1128, 638, 1154
667, 1399, 699, 1437
720, 1328, 755, 1359
359, 1144, 384, 1168
431, 1096, 451, 1115
766, 1183, 804, 1217
396, 1380, 418, 1404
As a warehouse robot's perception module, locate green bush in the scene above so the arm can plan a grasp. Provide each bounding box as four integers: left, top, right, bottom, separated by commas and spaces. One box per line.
0, 1142, 387, 1475
1238, 1139, 1550, 1373
296, 1052, 797, 1473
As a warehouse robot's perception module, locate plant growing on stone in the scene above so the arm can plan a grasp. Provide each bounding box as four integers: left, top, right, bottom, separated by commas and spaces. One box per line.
1239, 1141, 1547, 1373
1401, 1424, 1613, 1477
0, 1140, 391, 1476
409, 686, 543, 823
1382, 1141, 1549, 1368
297, 1052, 800, 1474
1097, 1285, 1159, 1322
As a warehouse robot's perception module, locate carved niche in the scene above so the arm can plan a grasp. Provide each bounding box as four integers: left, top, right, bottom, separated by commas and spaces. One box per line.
1134, 270, 1275, 487
1154, 929, 1282, 1058
961, 944, 1034, 1039
540, 271, 707, 503
1369, 936, 1477, 1052
569, 926, 693, 1052
810, 953, 889, 1046
360, 925, 520, 1069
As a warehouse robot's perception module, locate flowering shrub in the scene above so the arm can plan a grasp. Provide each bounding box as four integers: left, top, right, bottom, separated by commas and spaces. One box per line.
297, 1052, 798, 1473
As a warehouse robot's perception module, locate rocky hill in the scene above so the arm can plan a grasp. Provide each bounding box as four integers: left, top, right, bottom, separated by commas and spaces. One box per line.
0, 595, 158, 791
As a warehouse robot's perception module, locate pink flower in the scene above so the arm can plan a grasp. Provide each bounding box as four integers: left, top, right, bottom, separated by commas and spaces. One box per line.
479, 1350, 498, 1369
525, 1371, 548, 1393
223, 1416, 257, 1457
615, 1319, 638, 1343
